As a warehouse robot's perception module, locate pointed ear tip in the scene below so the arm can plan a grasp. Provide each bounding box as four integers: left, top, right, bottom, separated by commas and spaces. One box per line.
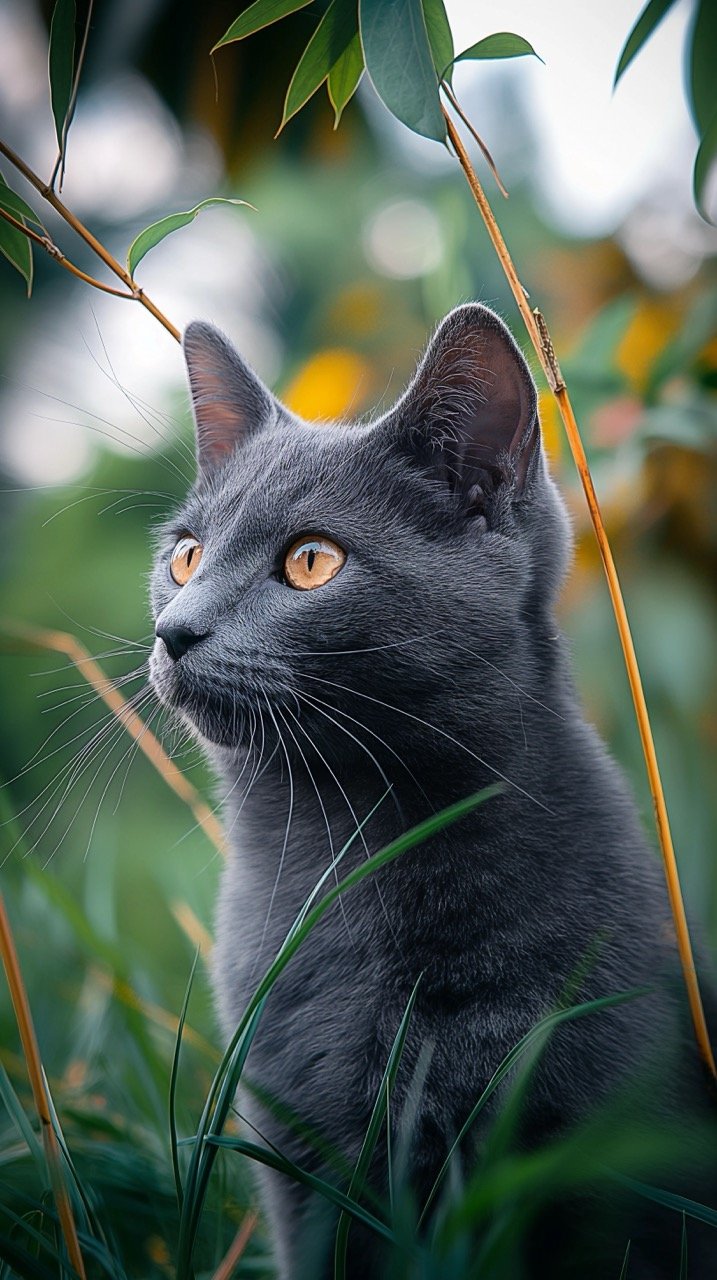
182, 320, 224, 355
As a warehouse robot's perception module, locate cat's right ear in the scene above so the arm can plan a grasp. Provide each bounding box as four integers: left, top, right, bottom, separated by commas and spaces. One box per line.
183, 322, 275, 471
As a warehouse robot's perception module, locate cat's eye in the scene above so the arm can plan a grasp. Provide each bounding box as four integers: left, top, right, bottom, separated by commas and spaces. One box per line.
284, 536, 346, 591
170, 535, 203, 585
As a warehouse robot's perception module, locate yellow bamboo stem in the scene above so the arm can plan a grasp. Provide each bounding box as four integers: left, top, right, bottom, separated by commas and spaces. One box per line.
0, 893, 87, 1278
442, 104, 715, 1080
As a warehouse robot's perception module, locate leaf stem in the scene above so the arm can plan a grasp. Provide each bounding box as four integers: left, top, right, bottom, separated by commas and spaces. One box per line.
0, 136, 180, 341
0, 892, 87, 1279
0, 205, 134, 298
442, 103, 716, 1081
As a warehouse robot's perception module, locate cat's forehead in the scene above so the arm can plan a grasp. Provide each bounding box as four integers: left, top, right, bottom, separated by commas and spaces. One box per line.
190, 416, 381, 538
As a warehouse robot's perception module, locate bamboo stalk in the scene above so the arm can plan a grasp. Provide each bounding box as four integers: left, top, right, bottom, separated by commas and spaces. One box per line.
442, 104, 716, 1080
0, 137, 180, 342
2, 620, 225, 857
0, 892, 87, 1278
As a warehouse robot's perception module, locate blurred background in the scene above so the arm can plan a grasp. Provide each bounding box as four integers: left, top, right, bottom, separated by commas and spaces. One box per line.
0, 0, 715, 1273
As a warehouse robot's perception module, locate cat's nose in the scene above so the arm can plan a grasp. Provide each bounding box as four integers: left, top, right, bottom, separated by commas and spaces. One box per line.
156, 621, 207, 661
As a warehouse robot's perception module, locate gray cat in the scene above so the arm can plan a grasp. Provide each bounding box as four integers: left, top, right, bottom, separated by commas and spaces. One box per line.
149, 304, 715, 1278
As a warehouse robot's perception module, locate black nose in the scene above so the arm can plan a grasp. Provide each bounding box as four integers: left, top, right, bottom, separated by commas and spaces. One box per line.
156, 621, 207, 661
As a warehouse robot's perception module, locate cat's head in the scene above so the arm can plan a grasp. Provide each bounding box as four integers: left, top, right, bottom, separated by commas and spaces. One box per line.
149, 304, 570, 769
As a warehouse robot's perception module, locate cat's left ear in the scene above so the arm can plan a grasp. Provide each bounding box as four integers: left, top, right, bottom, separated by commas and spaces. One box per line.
387, 304, 540, 498
183, 322, 275, 471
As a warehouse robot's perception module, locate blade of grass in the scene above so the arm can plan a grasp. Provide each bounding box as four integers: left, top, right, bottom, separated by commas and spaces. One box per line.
0, 893, 86, 1279
618, 1240, 631, 1279
206, 1136, 409, 1250
177, 785, 500, 1278
441, 101, 716, 1082
418, 988, 646, 1226
170, 950, 200, 1214
334, 976, 422, 1278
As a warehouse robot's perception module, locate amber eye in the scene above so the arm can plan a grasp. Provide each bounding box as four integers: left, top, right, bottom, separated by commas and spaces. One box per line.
284, 536, 346, 591
170, 535, 203, 585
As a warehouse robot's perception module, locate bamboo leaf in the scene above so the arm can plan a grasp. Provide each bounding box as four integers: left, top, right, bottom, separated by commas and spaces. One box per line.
693, 109, 717, 224
48, 0, 76, 159
0, 172, 47, 231
327, 33, 365, 127
126, 198, 252, 277
452, 32, 543, 69
281, 0, 358, 130
422, 0, 454, 84
359, 0, 446, 143
689, 0, 717, 134
212, 0, 312, 51
614, 0, 676, 86
0, 207, 33, 296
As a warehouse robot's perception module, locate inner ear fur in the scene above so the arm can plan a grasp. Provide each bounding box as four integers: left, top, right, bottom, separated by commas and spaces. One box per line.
183, 321, 275, 472
390, 303, 540, 498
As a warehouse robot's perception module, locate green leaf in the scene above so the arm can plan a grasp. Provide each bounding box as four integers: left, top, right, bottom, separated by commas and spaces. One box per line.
48, 0, 76, 157
126, 198, 252, 277
0, 205, 33, 296
327, 32, 365, 127
169, 950, 200, 1215
281, 0, 358, 130
693, 109, 717, 224
614, 0, 676, 87
618, 1240, 631, 1280
212, 0, 312, 51
359, 0, 446, 143
422, 0, 454, 83
689, 0, 717, 134
0, 171, 46, 231
453, 32, 542, 68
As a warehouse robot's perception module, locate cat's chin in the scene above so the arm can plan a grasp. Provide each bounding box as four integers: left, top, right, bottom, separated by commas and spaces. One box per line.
149, 648, 246, 749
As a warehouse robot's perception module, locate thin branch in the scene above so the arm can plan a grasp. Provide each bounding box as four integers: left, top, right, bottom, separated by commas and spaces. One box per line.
0, 205, 134, 298
50, 0, 95, 192
210, 1210, 259, 1280
0, 136, 180, 341
1, 620, 225, 856
442, 103, 716, 1081
0, 892, 87, 1279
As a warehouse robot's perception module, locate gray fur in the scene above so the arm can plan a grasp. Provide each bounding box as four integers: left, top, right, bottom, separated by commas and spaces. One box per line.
149, 305, 715, 1278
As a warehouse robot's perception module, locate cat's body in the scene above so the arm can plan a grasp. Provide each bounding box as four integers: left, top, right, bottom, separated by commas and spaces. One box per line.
150, 306, 715, 1279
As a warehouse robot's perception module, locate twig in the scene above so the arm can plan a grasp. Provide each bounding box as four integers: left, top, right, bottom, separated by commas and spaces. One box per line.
0, 137, 180, 341
0, 892, 87, 1278
210, 1210, 259, 1280
0, 205, 134, 298
442, 103, 716, 1080
1, 620, 225, 856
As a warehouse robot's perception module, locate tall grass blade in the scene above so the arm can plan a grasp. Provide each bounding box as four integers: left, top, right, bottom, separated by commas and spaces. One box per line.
334, 975, 422, 1278
419, 988, 645, 1226
170, 949, 200, 1214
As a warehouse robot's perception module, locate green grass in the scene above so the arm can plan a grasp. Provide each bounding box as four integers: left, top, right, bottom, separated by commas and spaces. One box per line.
1, 767, 715, 1279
